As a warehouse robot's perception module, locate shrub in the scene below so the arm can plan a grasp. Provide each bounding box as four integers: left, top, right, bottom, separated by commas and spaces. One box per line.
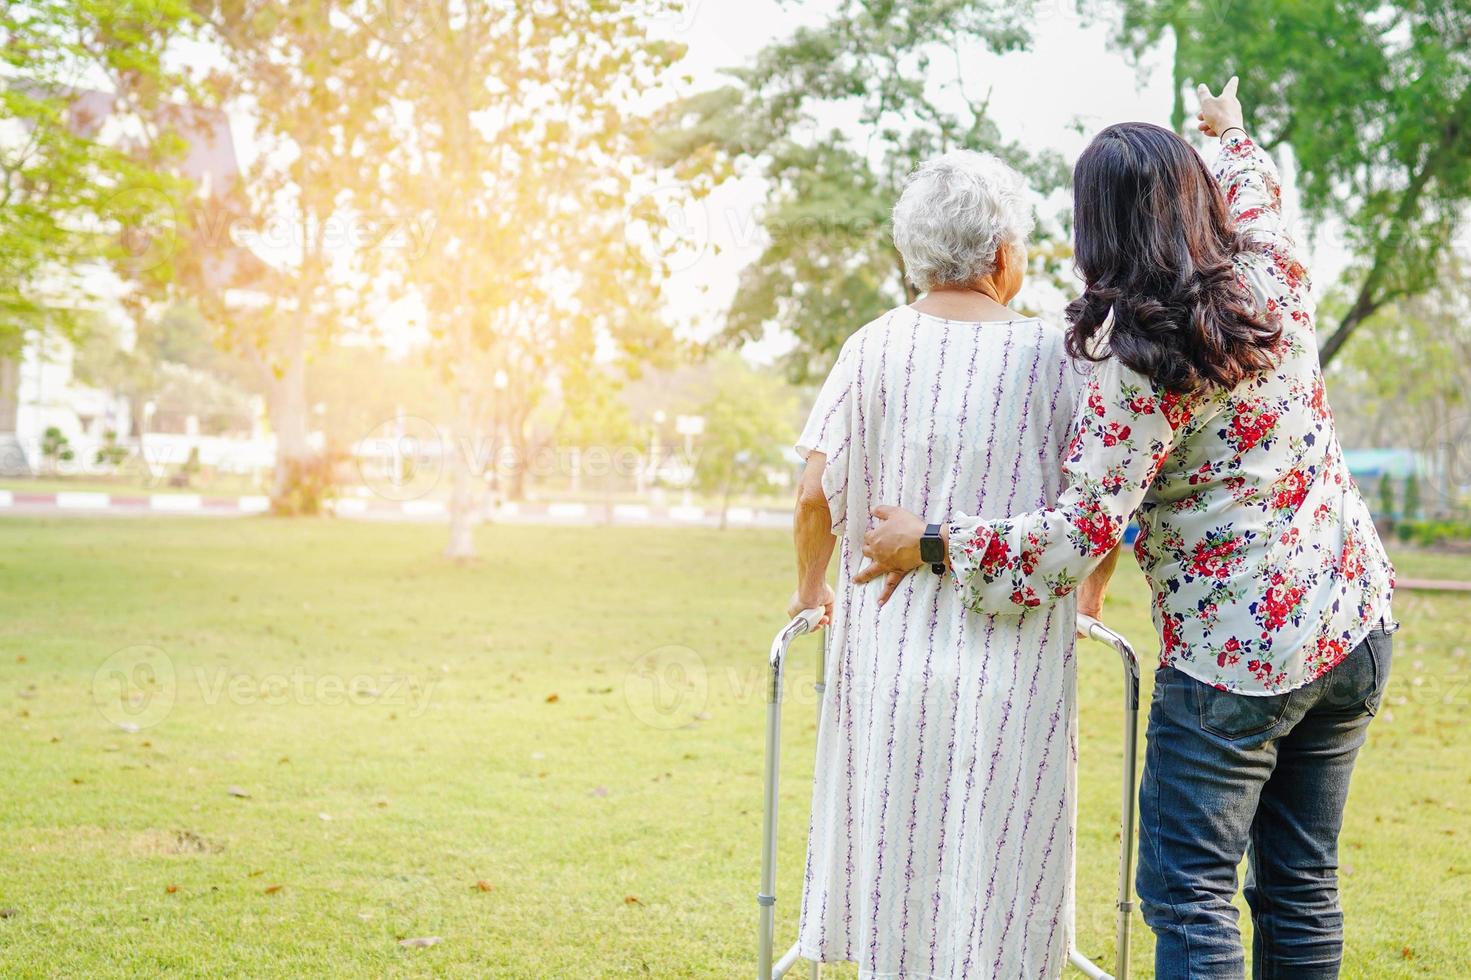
1394, 518, 1471, 548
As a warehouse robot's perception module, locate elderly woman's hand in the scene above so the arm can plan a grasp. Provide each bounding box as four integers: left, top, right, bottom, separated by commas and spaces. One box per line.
854, 504, 929, 604
788, 585, 834, 627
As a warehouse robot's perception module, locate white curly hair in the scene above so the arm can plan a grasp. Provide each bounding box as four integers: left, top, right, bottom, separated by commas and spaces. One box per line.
892, 150, 1035, 293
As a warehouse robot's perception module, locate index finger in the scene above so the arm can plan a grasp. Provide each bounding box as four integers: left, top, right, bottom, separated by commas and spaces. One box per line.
1223, 75, 1239, 98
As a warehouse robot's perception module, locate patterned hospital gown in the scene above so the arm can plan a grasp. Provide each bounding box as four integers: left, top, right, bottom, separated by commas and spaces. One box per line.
794, 309, 1086, 979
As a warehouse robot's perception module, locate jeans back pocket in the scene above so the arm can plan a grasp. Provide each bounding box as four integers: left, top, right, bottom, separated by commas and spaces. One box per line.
1193, 682, 1292, 740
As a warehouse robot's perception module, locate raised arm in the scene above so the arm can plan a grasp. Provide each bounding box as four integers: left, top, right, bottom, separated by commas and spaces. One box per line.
1198, 77, 1309, 291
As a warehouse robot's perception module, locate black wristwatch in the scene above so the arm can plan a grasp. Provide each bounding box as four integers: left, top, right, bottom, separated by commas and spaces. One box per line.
919, 523, 946, 575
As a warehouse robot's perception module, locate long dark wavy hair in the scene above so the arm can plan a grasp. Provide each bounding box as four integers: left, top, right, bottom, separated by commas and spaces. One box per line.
1064, 122, 1280, 395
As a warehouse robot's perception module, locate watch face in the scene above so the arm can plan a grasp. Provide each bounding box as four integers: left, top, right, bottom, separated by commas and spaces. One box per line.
920, 526, 943, 564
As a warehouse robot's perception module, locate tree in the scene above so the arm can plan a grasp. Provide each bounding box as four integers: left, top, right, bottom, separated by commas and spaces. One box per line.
656, 0, 1068, 381
74, 304, 255, 476
691, 355, 796, 529
1402, 470, 1421, 521
192, 0, 398, 511
1107, 0, 1471, 365
1327, 257, 1471, 513
1, 0, 197, 441
371, 0, 685, 558
1377, 473, 1395, 523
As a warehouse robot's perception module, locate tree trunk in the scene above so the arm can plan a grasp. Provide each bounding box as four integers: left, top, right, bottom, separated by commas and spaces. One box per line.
265, 321, 312, 507
0, 356, 18, 431
505, 420, 529, 501
444, 384, 480, 561
1317, 292, 1382, 368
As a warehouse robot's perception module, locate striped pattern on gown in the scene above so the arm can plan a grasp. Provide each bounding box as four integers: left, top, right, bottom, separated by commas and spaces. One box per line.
794, 308, 1086, 980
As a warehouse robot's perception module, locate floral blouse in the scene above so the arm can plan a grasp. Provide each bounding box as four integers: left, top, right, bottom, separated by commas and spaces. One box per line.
945, 133, 1394, 696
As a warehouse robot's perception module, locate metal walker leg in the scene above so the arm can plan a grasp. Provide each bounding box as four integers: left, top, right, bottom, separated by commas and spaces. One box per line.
1068, 614, 1141, 980
757, 608, 824, 980
759, 610, 1140, 980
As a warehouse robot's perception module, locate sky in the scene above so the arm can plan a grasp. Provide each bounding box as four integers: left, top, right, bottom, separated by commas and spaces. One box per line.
653, 0, 1339, 361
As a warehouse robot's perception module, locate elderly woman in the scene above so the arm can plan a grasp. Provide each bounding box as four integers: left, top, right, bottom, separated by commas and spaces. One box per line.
788, 150, 1111, 978
862, 81, 1395, 978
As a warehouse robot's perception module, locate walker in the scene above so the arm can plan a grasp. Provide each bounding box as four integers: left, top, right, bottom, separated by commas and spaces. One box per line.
757, 609, 1141, 980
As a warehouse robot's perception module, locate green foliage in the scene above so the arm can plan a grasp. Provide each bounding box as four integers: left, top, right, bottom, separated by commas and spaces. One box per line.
1395, 517, 1471, 547
0, 0, 198, 351
659, 0, 1069, 381
269, 454, 336, 517
559, 368, 639, 452
1109, 0, 1471, 363
93, 430, 129, 468
39, 426, 73, 465
1324, 261, 1471, 513
690, 356, 797, 519
1378, 473, 1396, 521
1403, 470, 1422, 521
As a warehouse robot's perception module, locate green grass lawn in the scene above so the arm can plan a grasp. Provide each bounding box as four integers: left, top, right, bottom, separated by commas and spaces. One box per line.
0, 518, 1466, 978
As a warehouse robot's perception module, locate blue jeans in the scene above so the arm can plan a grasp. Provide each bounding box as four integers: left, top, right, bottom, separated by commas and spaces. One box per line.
1136, 626, 1393, 979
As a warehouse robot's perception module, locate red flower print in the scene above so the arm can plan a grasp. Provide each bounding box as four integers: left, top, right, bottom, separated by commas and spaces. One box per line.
1254, 571, 1307, 632
1188, 532, 1243, 580
1070, 502, 1120, 558
1227, 399, 1280, 455
1159, 390, 1192, 430
1268, 467, 1310, 512
974, 531, 1012, 578
1100, 421, 1132, 447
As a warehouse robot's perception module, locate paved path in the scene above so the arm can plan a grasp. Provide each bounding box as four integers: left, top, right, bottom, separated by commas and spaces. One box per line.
0, 489, 794, 530
1395, 577, 1471, 593
5, 490, 1471, 590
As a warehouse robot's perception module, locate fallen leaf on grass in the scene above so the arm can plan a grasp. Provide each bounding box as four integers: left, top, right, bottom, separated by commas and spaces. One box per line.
623, 895, 641, 906
1401, 946, 1414, 960
263, 884, 284, 895
166, 884, 179, 894
0, 909, 17, 918
227, 786, 250, 799
474, 880, 494, 892
544, 693, 559, 703
399, 936, 443, 949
